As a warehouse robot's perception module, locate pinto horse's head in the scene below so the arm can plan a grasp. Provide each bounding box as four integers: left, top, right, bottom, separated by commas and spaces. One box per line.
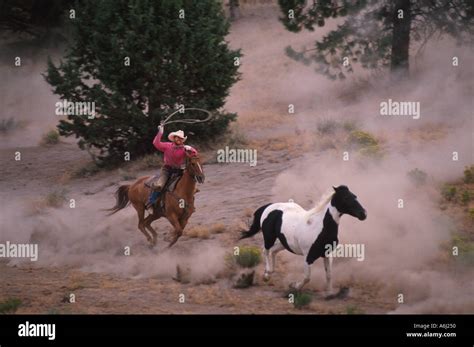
186, 155, 205, 184
331, 185, 367, 220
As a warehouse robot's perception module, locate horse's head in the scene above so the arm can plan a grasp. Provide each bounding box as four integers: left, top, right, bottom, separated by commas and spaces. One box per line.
331, 185, 367, 220
186, 155, 205, 184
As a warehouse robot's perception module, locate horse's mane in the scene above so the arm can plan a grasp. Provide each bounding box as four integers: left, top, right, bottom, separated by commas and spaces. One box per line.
305, 189, 334, 224
310, 189, 335, 214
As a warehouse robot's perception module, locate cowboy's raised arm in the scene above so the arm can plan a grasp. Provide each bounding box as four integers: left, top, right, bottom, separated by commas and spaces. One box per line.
153, 125, 170, 152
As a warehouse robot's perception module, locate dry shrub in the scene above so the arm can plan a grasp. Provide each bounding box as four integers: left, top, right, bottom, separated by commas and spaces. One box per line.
406, 122, 449, 142
0, 117, 26, 134
40, 129, 60, 146
186, 225, 211, 239
209, 223, 226, 234
186, 223, 226, 238
233, 245, 262, 268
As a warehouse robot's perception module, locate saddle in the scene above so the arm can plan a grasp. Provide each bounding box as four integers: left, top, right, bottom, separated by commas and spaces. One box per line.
145, 169, 183, 210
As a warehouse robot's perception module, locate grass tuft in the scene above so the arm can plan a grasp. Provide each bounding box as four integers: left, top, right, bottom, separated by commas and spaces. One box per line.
0, 298, 22, 314
40, 129, 60, 145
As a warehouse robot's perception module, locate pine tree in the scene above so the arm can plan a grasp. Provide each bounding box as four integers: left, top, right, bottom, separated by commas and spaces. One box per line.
45, 0, 241, 164
278, 0, 474, 79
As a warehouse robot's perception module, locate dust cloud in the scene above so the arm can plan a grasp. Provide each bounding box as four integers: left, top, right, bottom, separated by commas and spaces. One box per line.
225, 6, 472, 313
0, 47, 63, 148
267, 39, 473, 313
0, 194, 226, 283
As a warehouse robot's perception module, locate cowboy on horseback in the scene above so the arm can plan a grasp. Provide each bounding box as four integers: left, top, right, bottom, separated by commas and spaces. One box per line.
146, 123, 198, 209
107, 109, 207, 247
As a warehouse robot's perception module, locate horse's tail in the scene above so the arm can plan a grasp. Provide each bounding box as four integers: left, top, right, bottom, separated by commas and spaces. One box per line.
106, 185, 131, 215
240, 203, 272, 239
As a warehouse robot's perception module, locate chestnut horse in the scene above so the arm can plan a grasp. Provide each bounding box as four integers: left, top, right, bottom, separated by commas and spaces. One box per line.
107, 155, 205, 247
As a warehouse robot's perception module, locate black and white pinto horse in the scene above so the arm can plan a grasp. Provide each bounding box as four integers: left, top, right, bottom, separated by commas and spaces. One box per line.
240, 185, 367, 294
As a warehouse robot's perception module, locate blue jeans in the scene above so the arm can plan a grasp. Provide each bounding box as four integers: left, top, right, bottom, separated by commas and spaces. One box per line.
147, 190, 161, 206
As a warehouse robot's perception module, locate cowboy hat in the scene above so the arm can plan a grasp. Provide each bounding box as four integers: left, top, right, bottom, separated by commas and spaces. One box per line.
168, 130, 187, 142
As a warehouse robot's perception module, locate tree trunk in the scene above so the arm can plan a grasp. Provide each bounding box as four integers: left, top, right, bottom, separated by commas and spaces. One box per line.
229, 0, 240, 21
390, 0, 411, 78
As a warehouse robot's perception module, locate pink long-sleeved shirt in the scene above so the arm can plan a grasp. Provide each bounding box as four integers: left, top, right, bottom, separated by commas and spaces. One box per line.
152, 130, 198, 168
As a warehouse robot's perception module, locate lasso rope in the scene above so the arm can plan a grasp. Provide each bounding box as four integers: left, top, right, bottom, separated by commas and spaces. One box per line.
161, 107, 213, 125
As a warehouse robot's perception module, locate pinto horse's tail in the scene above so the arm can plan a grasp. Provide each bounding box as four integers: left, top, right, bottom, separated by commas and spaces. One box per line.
106, 185, 131, 215
240, 203, 272, 239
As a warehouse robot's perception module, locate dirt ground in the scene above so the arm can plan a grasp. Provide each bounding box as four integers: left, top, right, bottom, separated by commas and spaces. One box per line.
0, 139, 397, 314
